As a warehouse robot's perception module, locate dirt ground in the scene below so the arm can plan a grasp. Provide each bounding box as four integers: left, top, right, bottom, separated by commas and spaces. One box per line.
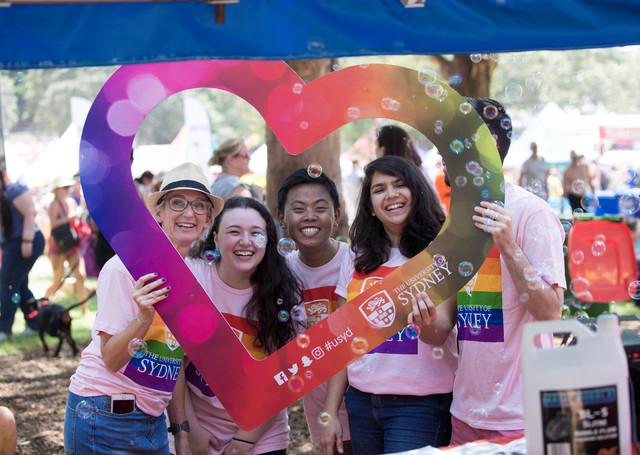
0, 339, 320, 455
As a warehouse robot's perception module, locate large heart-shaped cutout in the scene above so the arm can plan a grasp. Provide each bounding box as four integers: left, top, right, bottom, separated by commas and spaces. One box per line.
80, 60, 503, 429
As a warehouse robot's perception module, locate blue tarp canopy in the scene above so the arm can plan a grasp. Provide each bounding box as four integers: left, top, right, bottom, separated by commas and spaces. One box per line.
1, 0, 640, 70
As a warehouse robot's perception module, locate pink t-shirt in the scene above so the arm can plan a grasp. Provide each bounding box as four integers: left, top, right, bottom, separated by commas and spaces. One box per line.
185, 263, 289, 455
336, 248, 458, 396
69, 256, 189, 416
285, 242, 351, 443
451, 183, 567, 431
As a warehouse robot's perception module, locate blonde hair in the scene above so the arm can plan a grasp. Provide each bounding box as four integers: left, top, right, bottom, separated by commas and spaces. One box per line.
208, 139, 245, 167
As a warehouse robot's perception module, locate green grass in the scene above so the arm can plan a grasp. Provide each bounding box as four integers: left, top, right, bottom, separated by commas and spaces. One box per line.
0, 256, 98, 355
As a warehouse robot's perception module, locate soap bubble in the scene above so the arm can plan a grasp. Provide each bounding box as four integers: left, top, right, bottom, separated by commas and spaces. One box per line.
529, 179, 542, 194
454, 176, 467, 187
425, 82, 444, 99
318, 411, 333, 427
288, 375, 304, 393
561, 304, 571, 319
571, 179, 586, 194
489, 53, 500, 62
304, 369, 313, 380
347, 106, 361, 119
277, 238, 297, 256
571, 250, 584, 265
473, 177, 484, 186
128, 338, 147, 358
459, 102, 473, 115
432, 347, 444, 359
527, 277, 542, 291
351, 337, 369, 355
297, 334, 310, 348
569, 277, 590, 297
519, 293, 529, 303
561, 220, 572, 238
470, 54, 483, 63
581, 194, 599, 212
448, 74, 462, 86
381, 97, 401, 112
405, 324, 420, 340
291, 305, 307, 322
449, 139, 464, 155
468, 407, 489, 426
276, 298, 284, 305
307, 164, 323, 178
493, 382, 504, 396
500, 118, 512, 130
433, 254, 446, 266
292, 83, 304, 95
498, 347, 508, 359
417, 68, 437, 85
628, 281, 640, 300
251, 233, 268, 249
11, 293, 21, 304
483, 105, 498, 120
299, 121, 309, 130
619, 194, 640, 215
525, 74, 542, 91
76, 400, 93, 419
469, 326, 481, 336
203, 249, 220, 265
591, 240, 606, 257
594, 233, 606, 243
277, 310, 290, 322
458, 262, 474, 277
504, 84, 523, 101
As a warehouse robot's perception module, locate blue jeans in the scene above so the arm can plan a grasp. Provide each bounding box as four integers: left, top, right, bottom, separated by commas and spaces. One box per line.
345, 387, 452, 454
0, 232, 45, 334
64, 391, 170, 454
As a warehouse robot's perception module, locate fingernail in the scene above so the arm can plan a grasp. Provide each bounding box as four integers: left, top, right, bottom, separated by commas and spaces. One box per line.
153, 272, 158, 276
161, 278, 166, 282
166, 286, 171, 290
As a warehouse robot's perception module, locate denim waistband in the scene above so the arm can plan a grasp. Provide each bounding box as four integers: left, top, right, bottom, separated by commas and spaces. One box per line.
67, 391, 119, 413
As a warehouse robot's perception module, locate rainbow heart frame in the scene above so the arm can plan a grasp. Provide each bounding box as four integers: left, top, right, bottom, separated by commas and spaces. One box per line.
79, 60, 503, 429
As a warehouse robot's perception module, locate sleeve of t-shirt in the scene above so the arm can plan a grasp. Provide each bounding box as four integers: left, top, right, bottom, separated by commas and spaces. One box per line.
6, 183, 28, 202
519, 205, 567, 291
93, 257, 138, 336
335, 249, 356, 300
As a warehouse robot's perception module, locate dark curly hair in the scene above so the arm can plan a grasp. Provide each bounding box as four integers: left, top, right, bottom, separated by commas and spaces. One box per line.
350, 156, 445, 273
194, 196, 303, 355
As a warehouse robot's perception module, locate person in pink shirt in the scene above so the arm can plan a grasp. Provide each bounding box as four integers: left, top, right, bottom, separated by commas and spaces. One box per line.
276, 168, 352, 454
176, 196, 304, 455
321, 156, 458, 454
64, 163, 224, 454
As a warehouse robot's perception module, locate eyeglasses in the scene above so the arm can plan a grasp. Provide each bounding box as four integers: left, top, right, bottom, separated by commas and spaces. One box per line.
233, 153, 250, 160
164, 195, 212, 215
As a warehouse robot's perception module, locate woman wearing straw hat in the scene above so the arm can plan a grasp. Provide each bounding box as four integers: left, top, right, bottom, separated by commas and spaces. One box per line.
64, 163, 223, 455
44, 175, 90, 314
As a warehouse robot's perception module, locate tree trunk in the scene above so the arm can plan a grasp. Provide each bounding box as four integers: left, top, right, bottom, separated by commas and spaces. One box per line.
265, 59, 349, 239
428, 54, 497, 97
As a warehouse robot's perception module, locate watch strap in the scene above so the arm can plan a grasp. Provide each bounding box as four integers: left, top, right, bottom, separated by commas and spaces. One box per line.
167, 420, 190, 434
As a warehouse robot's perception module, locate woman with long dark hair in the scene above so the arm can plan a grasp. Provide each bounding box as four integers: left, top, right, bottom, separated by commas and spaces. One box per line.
321, 156, 458, 454
0, 173, 45, 340
178, 196, 303, 455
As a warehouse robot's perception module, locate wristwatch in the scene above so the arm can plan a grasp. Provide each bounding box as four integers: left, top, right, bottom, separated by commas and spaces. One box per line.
167, 420, 190, 434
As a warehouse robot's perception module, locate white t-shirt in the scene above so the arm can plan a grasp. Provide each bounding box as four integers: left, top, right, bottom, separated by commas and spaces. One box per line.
69, 256, 189, 416
184, 263, 289, 455
451, 183, 567, 430
336, 248, 458, 396
285, 242, 351, 443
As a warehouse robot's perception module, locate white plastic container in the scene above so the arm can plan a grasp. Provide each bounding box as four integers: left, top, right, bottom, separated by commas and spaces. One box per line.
522, 313, 631, 455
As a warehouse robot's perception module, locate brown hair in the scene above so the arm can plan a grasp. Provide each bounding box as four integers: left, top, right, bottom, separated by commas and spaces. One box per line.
208, 139, 245, 167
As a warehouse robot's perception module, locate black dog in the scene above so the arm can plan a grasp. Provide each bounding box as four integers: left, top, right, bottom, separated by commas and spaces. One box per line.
26, 294, 94, 357
36, 300, 79, 357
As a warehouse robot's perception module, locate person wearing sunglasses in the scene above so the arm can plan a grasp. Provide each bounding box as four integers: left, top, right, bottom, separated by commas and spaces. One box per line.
208, 139, 264, 202
64, 163, 224, 454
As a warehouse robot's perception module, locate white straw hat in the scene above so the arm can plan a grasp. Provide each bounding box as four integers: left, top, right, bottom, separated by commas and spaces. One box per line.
146, 163, 223, 217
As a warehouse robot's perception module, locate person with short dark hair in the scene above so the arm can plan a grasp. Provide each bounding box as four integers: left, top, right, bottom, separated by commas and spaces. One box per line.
446, 98, 566, 444
277, 169, 353, 454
